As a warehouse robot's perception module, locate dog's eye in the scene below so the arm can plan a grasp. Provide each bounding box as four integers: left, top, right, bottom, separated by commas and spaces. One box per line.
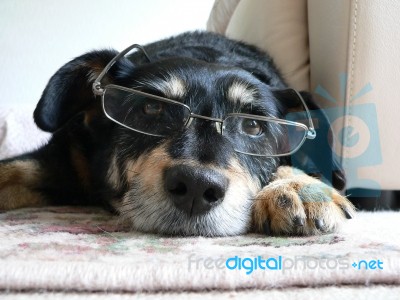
241, 119, 263, 136
143, 101, 163, 115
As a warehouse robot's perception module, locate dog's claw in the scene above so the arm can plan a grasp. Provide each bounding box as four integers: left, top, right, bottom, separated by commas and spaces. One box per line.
263, 220, 271, 235
341, 206, 353, 219
314, 219, 324, 230
293, 216, 305, 226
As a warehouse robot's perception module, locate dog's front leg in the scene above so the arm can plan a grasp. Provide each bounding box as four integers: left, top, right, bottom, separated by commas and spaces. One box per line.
0, 158, 47, 210
252, 166, 356, 236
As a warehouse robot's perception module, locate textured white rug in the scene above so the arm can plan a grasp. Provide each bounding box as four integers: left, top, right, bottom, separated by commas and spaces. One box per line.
2, 286, 400, 300
0, 207, 399, 296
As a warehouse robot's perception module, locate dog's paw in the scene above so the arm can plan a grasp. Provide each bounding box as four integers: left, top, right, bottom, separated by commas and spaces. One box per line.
252, 166, 355, 236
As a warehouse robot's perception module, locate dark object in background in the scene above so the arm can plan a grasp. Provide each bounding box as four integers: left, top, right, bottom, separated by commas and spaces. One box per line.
348, 189, 400, 211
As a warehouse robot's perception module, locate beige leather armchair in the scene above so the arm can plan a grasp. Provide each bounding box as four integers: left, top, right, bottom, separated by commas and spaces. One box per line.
207, 0, 400, 195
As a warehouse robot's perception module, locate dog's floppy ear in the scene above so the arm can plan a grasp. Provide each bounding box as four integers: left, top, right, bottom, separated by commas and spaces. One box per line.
275, 90, 346, 191
34, 50, 133, 132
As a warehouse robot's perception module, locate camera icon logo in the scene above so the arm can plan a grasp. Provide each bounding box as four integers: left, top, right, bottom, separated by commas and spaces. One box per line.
289, 73, 382, 196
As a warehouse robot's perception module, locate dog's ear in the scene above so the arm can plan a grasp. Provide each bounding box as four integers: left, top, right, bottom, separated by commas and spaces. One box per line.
274, 90, 346, 191
34, 50, 134, 132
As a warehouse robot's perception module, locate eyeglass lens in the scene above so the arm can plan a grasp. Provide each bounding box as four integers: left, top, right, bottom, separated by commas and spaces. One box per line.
103, 86, 191, 136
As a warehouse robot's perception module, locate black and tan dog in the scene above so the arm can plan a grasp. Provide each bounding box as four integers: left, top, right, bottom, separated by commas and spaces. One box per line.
0, 32, 354, 236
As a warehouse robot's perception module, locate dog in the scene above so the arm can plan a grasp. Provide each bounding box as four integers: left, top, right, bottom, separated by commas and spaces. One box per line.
0, 31, 355, 236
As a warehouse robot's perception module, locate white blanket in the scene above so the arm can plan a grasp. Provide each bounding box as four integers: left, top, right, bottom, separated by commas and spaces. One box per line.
0, 107, 50, 159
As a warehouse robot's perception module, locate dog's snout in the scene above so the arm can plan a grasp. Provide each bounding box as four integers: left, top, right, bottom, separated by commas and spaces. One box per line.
164, 165, 229, 215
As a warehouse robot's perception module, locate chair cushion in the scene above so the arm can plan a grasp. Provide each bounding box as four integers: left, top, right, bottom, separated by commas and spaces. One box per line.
207, 0, 310, 91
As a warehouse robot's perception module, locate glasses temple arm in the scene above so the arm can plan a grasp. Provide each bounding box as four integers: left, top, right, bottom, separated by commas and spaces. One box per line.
291, 89, 316, 139
92, 44, 151, 96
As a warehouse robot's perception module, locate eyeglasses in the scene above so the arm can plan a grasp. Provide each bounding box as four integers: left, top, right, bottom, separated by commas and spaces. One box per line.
92, 43, 316, 157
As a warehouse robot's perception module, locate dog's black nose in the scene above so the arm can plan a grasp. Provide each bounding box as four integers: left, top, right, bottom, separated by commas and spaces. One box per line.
164, 165, 229, 216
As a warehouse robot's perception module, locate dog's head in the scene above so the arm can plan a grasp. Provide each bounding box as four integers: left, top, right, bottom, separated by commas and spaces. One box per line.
34, 37, 344, 236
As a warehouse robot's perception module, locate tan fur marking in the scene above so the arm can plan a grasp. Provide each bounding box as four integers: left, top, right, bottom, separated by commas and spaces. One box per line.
227, 82, 257, 104
0, 161, 46, 210
0, 161, 40, 187
0, 186, 45, 210
125, 145, 173, 192
139, 75, 186, 99
222, 158, 260, 196
164, 76, 186, 99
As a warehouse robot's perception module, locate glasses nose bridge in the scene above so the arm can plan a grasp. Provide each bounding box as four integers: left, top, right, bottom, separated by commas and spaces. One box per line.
186, 113, 223, 134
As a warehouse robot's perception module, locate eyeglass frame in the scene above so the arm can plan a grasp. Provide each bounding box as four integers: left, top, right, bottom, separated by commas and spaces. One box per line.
92, 43, 316, 157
